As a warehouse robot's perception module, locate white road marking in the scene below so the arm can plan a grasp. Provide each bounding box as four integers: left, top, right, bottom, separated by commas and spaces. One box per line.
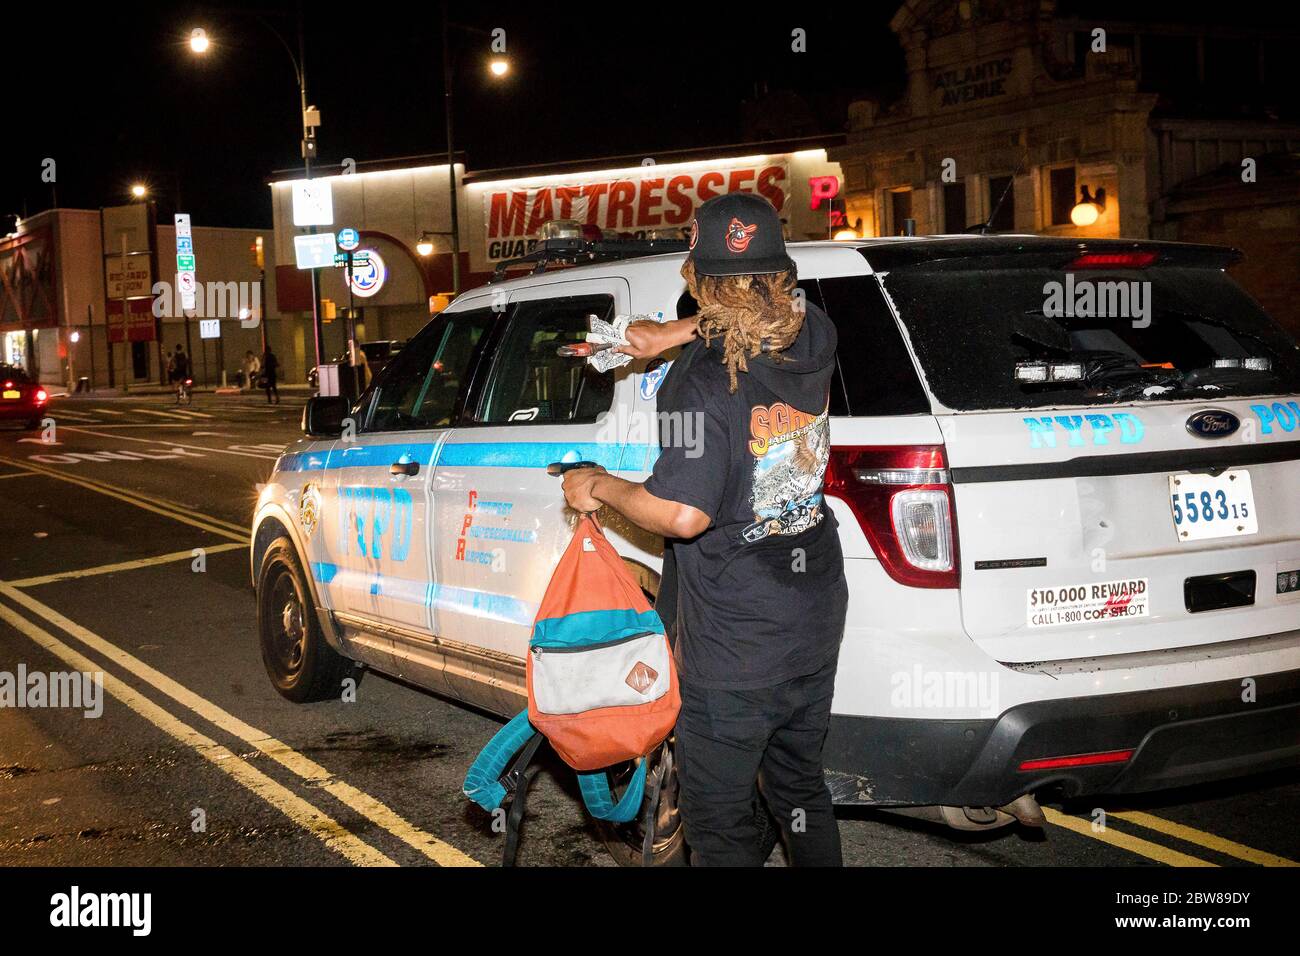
61, 427, 281, 459
133, 408, 196, 420
89, 407, 126, 415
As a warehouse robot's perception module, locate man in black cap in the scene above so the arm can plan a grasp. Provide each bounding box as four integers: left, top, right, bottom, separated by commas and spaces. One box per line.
563, 192, 848, 866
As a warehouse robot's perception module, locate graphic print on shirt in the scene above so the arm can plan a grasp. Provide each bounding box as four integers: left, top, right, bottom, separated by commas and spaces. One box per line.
742, 401, 830, 542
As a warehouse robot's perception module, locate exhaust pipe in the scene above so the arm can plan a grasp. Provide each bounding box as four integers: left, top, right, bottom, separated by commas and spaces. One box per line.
882, 793, 1045, 832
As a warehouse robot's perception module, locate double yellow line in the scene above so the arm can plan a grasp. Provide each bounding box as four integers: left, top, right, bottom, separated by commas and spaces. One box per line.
0, 456, 481, 867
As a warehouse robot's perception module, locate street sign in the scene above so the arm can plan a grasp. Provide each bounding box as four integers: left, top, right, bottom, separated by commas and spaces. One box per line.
176, 236, 193, 255
106, 255, 153, 298
199, 319, 221, 339
176, 254, 196, 272
174, 214, 192, 238
291, 180, 334, 227
294, 233, 337, 269
333, 250, 370, 267
348, 250, 386, 298
337, 227, 359, 251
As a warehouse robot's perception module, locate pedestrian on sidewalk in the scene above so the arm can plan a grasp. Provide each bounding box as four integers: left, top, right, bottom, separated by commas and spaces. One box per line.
261, 347, 280, 404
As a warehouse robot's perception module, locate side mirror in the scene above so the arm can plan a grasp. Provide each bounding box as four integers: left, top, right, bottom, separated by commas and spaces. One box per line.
302, 395, 350, 437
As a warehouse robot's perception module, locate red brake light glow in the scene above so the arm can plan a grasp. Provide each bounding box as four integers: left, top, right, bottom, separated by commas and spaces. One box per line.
1018, 749, 1134, 772
1066, 251, 1157, 270
824, 445, 960, 589
35, 388, 48, 404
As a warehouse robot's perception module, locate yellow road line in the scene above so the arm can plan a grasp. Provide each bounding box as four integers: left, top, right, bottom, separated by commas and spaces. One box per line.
6, 543, 247, 588
0, 471, 36, 479
0, 456, 249, 541
1111, 810, 1298, 867
0, 600, 396, 867
1043, 807, 1217, 867
0, 581, 481, 868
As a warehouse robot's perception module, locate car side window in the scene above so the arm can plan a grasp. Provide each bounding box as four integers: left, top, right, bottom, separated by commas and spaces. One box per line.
474, 294, 616, 424
364, 308, 494, 432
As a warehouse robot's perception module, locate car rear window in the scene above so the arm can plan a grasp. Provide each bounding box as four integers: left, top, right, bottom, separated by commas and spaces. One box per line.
878, 261, 1300, 410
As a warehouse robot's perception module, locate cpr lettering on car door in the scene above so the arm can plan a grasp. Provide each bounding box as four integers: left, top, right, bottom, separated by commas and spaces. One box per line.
327, 309, 494, 639
430, 278, 637, 658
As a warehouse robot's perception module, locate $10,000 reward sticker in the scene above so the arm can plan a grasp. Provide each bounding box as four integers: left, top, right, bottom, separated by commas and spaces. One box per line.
1027, 578, 1149, 628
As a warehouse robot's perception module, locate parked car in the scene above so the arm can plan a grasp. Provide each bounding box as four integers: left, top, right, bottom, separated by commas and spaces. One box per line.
251, 233, 1300, 865
0, 364, 49, 428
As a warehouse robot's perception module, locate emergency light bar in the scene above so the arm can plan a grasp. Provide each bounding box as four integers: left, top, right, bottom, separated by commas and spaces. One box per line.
1213, 357, 1273, 371
1015, 361, 1085, 384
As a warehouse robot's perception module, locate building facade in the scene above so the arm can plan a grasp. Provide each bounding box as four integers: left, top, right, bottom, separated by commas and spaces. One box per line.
267, 141, 846, 380
1, 208, 276, 389
829, 0, 1300, 333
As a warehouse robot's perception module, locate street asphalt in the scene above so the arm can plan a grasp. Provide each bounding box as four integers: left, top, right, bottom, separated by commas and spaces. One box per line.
1, 391, 1296, 867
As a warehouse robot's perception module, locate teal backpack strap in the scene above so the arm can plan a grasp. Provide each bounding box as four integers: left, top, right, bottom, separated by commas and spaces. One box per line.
577, 758, 648, 824
463, 709, 536, 812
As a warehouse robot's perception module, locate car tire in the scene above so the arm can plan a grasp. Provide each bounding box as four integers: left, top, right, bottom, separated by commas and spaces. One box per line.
594, 740, 782, 867
257, 536, 359, 703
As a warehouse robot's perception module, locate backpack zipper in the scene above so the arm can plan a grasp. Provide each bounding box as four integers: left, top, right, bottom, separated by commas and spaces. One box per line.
531, 630, 657, 656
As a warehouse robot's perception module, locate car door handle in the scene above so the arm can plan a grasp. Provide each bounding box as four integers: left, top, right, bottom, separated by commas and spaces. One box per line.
546, 460, 599, 476
390, 460, 420, 477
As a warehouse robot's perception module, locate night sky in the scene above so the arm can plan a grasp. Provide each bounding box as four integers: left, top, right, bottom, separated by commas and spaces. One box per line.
3, 1, 1293, 230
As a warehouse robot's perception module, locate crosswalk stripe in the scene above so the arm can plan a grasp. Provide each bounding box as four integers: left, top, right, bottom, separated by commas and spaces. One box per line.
133, 408, 194, 420
170, 409, 214, 418
89, 407, 126, 415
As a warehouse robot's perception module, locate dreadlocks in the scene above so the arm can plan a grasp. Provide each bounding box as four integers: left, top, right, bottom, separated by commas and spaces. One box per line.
681, 258, 804, 394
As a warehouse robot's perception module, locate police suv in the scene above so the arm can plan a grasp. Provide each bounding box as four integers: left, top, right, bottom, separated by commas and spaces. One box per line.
252, 231, 1300, 864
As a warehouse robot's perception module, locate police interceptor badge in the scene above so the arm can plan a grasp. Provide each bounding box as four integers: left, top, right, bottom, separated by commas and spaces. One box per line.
298, 482, 321, 537
1027, 578, 1149, 628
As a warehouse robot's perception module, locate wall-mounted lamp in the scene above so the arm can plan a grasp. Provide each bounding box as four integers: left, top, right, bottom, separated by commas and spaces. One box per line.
416, 232, 435, 256
1070, 185, 1106, 227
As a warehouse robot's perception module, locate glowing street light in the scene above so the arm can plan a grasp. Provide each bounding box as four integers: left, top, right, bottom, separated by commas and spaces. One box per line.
130, 184, 148, 199
489, 57, 509, 77
189, 28, 210, 54
416, 233, 435, 257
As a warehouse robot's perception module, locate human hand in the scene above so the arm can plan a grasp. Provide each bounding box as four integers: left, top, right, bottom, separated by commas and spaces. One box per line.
562, 465, 608, 512
615, 319, 696, 359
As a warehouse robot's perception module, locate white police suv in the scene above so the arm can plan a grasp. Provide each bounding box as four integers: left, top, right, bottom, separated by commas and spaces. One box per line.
252, 233, 1300, 863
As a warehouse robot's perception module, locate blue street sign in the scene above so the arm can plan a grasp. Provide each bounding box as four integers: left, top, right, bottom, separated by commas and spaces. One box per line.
337, 228, 359, 252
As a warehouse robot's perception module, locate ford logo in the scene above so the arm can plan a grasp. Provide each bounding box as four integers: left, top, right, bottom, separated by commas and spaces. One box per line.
1186, 409, 1240, 439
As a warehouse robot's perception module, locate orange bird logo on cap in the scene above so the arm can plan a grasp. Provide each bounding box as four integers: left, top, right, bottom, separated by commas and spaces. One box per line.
725, 217, 758, 253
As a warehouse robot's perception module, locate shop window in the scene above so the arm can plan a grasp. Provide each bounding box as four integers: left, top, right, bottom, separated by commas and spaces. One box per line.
943, 181, 967, 233
986, 176, 1015, 232
1048, 166, 1077, 226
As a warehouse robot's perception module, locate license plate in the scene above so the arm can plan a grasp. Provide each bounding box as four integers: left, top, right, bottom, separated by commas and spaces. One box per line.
1, 389, 19, 400
1169, 470, 1257, 541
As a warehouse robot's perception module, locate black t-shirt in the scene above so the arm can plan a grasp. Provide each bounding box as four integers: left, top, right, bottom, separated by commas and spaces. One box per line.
644, 306, 848, 690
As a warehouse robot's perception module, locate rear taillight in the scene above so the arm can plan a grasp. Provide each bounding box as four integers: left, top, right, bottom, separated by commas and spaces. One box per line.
35, 388, 48, 404
824, 445, 960, 589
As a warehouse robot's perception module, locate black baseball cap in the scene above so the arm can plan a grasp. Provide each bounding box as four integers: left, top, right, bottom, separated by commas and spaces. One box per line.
686, 193, 794, 277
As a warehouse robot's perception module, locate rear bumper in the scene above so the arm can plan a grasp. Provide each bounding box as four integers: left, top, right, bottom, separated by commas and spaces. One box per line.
822, 667, 1300, 806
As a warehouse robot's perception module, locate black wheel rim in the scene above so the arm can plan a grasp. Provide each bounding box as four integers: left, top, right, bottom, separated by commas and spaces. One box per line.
263, 565, 307, 681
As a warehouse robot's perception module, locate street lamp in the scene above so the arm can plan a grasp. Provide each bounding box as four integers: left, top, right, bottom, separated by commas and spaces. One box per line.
187, 10, 326, 371
130, 184, 147, 199
441, 3, 511, 296
416, 233, 435, 257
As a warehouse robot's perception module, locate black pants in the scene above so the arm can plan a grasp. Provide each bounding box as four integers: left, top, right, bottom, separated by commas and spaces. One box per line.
675, 655, 842, 867
264, 379, 279, 403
